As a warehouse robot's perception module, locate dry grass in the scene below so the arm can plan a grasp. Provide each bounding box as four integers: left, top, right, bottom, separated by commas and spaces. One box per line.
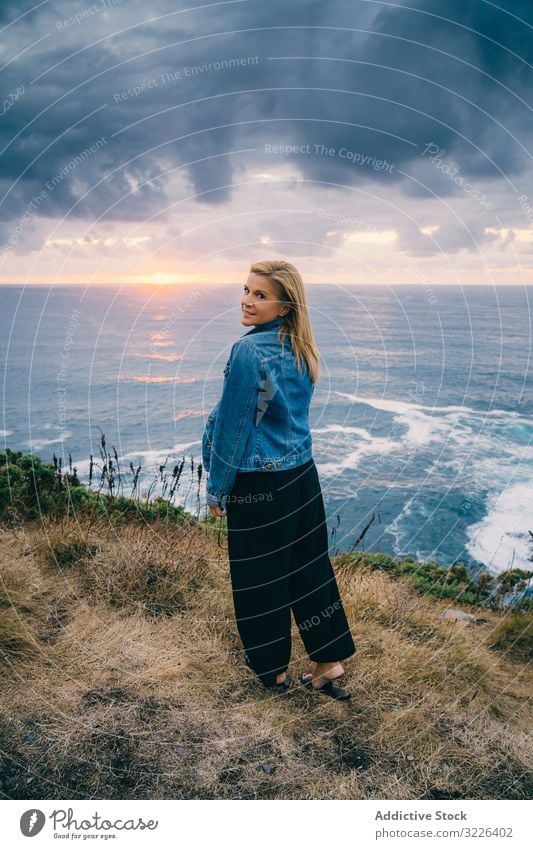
0, 518, 531, 800
487, 614, 533, 664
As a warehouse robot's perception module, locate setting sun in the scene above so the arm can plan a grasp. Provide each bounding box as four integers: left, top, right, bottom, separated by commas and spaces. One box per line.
134, 272, 185, 285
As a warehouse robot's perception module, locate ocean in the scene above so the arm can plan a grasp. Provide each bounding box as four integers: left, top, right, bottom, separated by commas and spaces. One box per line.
1, 282, 532, 575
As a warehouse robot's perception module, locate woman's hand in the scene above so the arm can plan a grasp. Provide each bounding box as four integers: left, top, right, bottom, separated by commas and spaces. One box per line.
209, 504, 226, 518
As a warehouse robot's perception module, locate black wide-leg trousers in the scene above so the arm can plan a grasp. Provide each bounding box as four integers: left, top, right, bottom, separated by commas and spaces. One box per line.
226, 457, 356, 688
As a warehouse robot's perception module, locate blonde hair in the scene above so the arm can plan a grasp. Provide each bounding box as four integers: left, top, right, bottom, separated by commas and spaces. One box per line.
249, 260, 320, 384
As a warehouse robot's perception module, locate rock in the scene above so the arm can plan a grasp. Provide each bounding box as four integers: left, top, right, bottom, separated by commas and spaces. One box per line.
441, 608, 487, 626
258, 762, 276, 775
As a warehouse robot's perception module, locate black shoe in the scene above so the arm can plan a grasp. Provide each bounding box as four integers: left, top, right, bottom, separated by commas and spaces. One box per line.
300, 672, 351, 700
245, 654, 291, 690
265, 674, 292, 691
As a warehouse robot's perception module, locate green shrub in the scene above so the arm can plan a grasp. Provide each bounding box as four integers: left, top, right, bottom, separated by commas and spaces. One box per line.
350, 551, 487, 606
0, 449, 194, 528
78, 493, 191, 526
0, 448, 79, 523
363, 553, 398, 572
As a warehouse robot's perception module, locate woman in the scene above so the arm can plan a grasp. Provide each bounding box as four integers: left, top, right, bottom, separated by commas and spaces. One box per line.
202, 260, 356, 700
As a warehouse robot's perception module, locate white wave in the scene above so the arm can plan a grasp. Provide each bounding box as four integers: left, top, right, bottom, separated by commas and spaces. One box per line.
314, 432, 397, 476
320, 395, 533, 573
334, 392, 471, 449
64, 439, 202, 475
386, 496, 417, 554
73, 441, 202, 485
28, 432, 73, 451
313, 423, 373, 438
466, 482, 533, 574
332, 392, 533, 461
120, 441, 201, 467
315, 405, 468, 473
335, 391, 530, 422
69, 458, 92, 477
313, 419, 410, 476
0, 430, 12, 437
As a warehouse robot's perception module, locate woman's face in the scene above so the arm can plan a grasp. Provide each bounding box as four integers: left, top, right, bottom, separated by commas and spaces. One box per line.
240, 272, 289, 327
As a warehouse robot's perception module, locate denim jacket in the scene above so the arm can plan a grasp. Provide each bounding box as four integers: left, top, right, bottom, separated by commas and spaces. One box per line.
202, 315, 314, 510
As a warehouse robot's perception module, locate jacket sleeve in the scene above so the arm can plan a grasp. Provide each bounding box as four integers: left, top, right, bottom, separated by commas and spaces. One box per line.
205, 340, 261, 510
201, 400, 220, 473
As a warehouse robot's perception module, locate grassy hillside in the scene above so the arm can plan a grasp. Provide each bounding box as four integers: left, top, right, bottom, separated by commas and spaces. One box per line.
1, 508, 532, 800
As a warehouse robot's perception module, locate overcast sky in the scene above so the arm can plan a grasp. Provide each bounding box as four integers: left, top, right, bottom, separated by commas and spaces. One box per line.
0, 0, 532, 285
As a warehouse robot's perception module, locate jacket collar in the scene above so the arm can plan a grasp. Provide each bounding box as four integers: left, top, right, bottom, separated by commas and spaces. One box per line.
242, 315, 286, 335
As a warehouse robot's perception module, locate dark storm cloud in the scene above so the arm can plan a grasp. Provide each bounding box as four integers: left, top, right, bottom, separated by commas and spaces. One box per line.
0, 0, 532, 246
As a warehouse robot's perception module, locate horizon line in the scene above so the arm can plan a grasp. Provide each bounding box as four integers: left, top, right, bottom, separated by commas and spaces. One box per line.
2, 281, 533, 288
